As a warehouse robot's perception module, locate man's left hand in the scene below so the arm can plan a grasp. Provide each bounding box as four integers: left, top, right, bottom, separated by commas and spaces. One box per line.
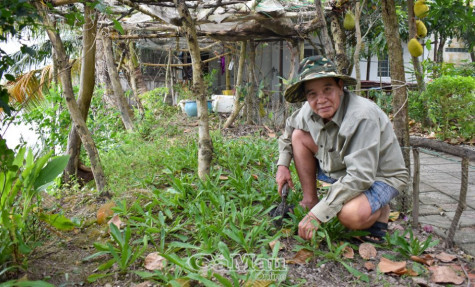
298, 212, 320, 240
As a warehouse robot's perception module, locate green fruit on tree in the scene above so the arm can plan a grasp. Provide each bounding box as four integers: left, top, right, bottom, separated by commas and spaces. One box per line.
408, 38, 423, 57
414, 0, 429, 18
416, 20, 427, 38
343, 11, 355, 30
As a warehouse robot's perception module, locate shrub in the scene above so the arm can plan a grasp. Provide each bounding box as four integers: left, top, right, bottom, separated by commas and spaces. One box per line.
421, 76, 475, 140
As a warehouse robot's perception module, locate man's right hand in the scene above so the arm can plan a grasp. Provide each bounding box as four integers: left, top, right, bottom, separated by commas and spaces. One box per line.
276, 165, 294, 196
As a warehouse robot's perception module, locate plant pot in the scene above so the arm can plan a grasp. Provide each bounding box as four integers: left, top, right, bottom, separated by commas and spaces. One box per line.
211, 95, 235, 113
184, 100, 213, 117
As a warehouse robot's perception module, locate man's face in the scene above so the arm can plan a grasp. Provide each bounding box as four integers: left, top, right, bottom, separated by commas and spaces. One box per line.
304, 77, 344, 121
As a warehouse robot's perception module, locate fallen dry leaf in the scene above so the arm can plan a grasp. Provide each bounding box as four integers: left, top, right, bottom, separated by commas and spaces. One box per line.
359, 243, 377, 260
435, 252, 457, 263
430, 265, 465, 285
97, 201, 115, 224
267, 132, 276, 138
144, 252, 166, 271
107, 215, 122, 229
244, 280, 274, 287
364, 261, 375, 271
378, 257, 406, 274
389, 211, 400, 222
286, 249, 313, 265
269, 240, 284, 251
393, 268, 418, 276
427, 131, 436, 139
410, 254, 435, 266
219, 175, 229, 180
281, 228, 293, 237
252, 174, 258, 180
343, 246, 354, 259
167, 278, 190, 287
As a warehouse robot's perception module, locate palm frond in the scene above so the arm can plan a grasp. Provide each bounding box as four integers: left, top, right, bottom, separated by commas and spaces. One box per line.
6, 70, 45, 111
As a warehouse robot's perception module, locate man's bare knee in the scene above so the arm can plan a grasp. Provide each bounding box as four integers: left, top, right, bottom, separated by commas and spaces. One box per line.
292, 130, 318, 153
338, 195, 372, 230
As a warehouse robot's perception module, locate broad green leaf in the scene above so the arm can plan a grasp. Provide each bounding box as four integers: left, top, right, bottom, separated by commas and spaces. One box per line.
34, 155, 70, 190
213, 273, 233, 287
113, 19, 124, 34
39, 213, 76, 231
340, 261, 369, 282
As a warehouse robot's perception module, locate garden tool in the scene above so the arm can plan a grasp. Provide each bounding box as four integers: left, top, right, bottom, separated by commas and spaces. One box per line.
273, 183, 290, 228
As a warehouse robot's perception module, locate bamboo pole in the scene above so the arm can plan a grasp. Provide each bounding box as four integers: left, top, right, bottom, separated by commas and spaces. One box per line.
412, 148, 420, 228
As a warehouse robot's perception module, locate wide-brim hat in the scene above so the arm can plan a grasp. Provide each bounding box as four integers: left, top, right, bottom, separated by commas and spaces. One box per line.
283, 56, 357, 103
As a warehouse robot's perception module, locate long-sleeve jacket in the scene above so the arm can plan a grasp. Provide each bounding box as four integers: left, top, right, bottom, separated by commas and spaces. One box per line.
277, 91, 409, 222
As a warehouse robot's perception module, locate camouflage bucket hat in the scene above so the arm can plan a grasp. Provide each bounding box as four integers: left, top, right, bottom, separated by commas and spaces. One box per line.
283, 56, 357, 103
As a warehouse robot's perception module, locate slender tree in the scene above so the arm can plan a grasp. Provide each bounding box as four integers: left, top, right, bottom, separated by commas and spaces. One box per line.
63, 4, 98, 184
34, 1, 108, 195
174, 0, 213, 179
381, 0, 411, 210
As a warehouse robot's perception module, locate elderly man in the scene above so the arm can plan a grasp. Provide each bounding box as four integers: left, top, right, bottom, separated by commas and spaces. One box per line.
276, 56, 409, 242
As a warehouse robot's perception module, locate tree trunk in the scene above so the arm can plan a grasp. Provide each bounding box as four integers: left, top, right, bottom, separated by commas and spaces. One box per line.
35, 3, 108, 196
353, 2, 363, 95
381, 0, 411, 210
128, 41, 148, 96
436, 37, 446, 64
224, 41, 246, 129
102, 35, 135, 131
314, 0, 335, 61
407, 0, 425, 92
63, 5, 97, 184
330, 12, 350, 74
175, 0, 213, 179
127, 41, 145, 115
246, 40, 257, 125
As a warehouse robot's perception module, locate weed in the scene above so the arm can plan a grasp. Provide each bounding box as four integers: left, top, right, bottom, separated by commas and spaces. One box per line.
386, 228, 439, 258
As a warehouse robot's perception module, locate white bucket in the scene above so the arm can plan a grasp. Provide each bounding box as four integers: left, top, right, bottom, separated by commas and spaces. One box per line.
212, 95, 235, 113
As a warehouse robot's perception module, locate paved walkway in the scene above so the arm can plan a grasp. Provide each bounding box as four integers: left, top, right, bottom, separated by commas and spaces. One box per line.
413, 149, 475, 256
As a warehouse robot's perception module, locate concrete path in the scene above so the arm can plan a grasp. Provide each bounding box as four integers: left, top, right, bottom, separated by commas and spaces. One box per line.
412, 149, 475, 256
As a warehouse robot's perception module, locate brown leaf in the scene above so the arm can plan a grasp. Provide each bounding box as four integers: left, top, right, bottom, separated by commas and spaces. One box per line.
107, 215, 122, 229
244, 280, 274, 287
364, 261, 375, 271
144, 252, 166, 271
410, 254, 435, 266
286, 249, 313, 265
359, 243, 377, 260
389, 211, 400, 222
378, 257, 406, 274
281, 228, 293, 237
219, 175, 229, 180
97, 201, 115, 224
435, 252, 457, 263
252, 174, 258, 180
430, 266, 465, 285
267, 132, 276, 138
167, 278, 190, 287
269, 240, 284, 251
343, 246, 354, 259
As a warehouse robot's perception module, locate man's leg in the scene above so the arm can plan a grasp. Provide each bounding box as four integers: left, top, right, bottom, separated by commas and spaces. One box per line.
292, 130, 319, 210
337, 194, 390, 230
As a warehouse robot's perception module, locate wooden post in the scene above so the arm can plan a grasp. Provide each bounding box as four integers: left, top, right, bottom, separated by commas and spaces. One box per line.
445, 157, 469, 248
412, 147, 420, 228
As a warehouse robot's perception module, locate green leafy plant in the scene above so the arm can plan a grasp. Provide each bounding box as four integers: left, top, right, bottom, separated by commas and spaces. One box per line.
0, 139, 69, 269
421, 75, 475, 139
387, 229, 439, 258
84, 223, 147, 282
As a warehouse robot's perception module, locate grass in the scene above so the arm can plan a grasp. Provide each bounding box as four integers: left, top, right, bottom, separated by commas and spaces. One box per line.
93, 107, 290, 285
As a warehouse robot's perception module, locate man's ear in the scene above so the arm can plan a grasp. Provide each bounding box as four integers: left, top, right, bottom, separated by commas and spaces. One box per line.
337, 78, 344, 90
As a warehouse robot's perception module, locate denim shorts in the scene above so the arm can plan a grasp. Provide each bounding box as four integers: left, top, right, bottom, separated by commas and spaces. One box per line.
317, 165, 399, 214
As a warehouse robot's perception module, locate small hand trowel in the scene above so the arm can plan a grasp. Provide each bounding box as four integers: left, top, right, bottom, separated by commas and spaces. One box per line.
273, 183, 289, 227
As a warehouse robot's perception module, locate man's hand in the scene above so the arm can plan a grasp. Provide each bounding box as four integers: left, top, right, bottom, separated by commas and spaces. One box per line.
298, 212, 320, 240
276, 165, 294, 196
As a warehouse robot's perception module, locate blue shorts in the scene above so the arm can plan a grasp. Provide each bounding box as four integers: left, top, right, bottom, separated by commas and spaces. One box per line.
317, 166, 399, 214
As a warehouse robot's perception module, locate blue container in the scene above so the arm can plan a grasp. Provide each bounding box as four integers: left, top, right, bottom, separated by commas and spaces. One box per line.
184, 100, 213, 117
